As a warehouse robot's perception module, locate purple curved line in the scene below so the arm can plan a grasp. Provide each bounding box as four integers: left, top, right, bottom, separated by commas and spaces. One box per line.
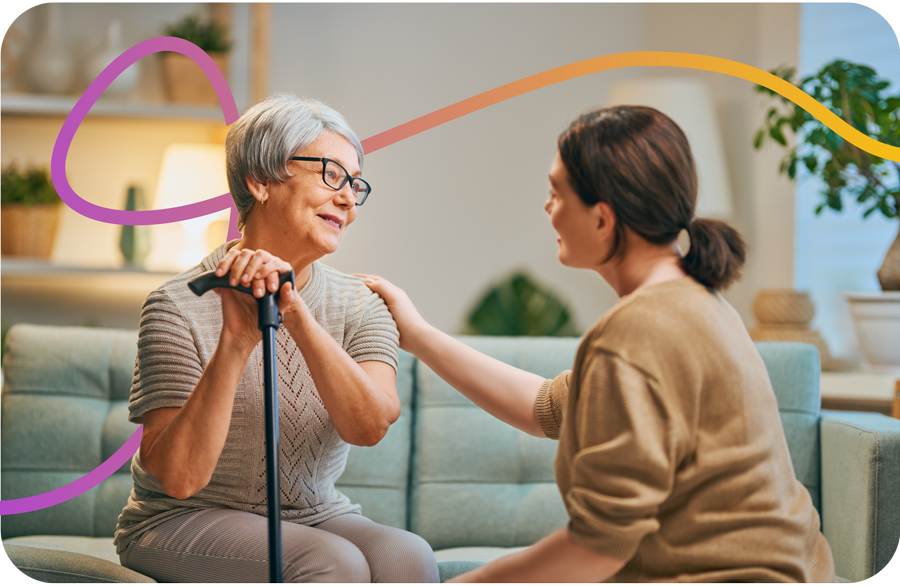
0, 427, 143, 515
50, 36, 240, 226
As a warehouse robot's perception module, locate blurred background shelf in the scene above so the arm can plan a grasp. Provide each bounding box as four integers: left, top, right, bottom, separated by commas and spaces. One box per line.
1, 259, 177, 330
1, 92, 228, 121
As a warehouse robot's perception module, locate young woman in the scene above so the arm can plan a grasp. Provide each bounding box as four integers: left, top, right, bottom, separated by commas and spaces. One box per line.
356, 106, 836, 582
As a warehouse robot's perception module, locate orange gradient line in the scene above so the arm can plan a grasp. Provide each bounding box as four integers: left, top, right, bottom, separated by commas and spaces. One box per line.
361, 51, 900, 162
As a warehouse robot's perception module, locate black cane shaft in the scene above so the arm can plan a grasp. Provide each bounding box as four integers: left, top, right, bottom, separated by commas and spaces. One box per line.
262, 327, 283, 583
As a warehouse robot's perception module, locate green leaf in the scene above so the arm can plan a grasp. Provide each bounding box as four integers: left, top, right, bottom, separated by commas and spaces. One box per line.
787, 157, 798, 180
753, 129, 765, 149
769, 125, 787, 146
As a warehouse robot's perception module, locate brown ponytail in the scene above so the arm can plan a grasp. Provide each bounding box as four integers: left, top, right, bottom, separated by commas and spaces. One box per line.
558, 105, 747, 291
679, 218, 746, 290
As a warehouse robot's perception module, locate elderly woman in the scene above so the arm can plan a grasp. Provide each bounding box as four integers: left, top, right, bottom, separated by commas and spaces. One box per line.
113, 93, 439, 583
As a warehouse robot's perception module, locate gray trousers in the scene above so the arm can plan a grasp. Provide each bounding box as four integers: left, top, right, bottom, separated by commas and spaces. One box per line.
119, 509, 439, 583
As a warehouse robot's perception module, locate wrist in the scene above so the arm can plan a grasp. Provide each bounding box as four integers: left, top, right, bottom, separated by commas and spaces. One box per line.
218, 329, 258, 359
281, 301, 314, 334
403, 322, 439, 356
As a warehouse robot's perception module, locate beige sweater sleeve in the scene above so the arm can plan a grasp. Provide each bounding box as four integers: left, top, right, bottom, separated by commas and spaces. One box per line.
534, 370, 571, 440
563, 350, 684, 562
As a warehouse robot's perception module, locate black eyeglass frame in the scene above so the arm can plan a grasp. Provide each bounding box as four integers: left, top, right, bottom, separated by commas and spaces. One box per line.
290, 157, 371, 206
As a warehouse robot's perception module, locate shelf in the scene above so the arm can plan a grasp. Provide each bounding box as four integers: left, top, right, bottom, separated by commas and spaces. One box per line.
1, 259, 180, 330
1, 92, 228, 121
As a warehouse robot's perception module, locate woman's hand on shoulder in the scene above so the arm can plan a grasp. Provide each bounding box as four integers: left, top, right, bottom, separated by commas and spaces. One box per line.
351, 273, 430, 353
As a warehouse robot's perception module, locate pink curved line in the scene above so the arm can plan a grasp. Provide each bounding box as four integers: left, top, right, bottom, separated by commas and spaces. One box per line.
50, 37, 239, 226
0, 427, 142, 515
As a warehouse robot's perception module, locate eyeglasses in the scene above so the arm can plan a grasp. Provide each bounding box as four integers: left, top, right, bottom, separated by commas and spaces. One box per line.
290, 157, 371, 206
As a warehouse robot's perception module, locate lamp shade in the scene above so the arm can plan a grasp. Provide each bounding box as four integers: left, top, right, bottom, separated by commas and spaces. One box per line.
145, 143, 230, 270
608, 78, 734, 219
153, 143, 229, 209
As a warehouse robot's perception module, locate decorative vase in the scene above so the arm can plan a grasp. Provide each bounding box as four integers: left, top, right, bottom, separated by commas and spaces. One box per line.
845, 292, 900, 367
83, 19, 138, 97
161, 52, 228, 106
22, 4, 74, 94
749, 288, 833, 370
877, 223, 900, 291
0, 203, 61, 258
119, 186, 150, 267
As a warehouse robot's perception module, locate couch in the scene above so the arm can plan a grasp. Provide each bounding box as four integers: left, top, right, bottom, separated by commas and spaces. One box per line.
2, 324, 899, 582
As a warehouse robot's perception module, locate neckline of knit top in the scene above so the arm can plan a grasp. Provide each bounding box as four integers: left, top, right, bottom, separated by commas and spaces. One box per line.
200, 240, 327, 314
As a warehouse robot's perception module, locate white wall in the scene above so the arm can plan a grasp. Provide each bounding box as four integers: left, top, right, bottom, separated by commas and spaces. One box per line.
266, 3, 799, 334
3, 3, 807, 336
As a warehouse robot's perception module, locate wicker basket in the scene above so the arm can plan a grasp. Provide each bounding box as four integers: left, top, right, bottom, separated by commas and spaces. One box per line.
752, 288, 815, 325
161, 52, 229, 106
1, 203, 61, 258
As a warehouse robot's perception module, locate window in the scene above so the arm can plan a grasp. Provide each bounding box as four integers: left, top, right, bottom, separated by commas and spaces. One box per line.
795, 3, 900, 359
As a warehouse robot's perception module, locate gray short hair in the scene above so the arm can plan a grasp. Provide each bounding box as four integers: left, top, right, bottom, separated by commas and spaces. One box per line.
225, 93, 365, 230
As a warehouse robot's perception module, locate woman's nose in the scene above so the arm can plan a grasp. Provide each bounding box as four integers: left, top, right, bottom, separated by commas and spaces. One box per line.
334, 184, 355, 207
544, 197, 553, 215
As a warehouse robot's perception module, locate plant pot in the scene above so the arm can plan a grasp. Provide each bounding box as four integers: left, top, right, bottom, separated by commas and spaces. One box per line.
845, 291, 900, 367
1, 203, 61, 258
161, 52, 228, 106
877, 223, 900, 290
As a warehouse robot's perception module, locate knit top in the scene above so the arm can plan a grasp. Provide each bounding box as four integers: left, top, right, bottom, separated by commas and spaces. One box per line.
114, 241, 399, 554
534, 277, 836, 582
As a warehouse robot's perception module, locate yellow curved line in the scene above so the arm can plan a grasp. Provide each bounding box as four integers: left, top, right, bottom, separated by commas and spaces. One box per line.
362, 51, 900, 162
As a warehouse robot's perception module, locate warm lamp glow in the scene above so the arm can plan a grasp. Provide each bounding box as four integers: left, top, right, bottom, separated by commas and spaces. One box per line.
608, 78, 734, 219
145, 144, 230, 271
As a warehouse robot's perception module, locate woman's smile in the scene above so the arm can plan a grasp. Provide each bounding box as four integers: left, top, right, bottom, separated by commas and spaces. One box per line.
318, 214, 344, 230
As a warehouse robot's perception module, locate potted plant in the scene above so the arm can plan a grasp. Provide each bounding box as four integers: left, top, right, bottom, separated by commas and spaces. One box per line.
161, 13, 232, 105
753, 59, 900, 366
466, 272, 580, 337
1, 164, 63, 258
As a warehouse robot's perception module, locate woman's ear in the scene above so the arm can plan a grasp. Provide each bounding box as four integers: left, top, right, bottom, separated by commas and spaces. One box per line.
245, 176, 269, 204
593, 201, 616, 235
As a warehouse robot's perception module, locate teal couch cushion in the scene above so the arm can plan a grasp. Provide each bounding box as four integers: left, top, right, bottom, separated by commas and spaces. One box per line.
755, 343, 823, 512
410, 336, 577, 549
335, 350, 415, 530
1, 325, 137, 540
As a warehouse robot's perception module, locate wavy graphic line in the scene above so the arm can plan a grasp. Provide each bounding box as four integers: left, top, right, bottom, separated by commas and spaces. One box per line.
361, 51, 900, 162
0, 428, 142, 515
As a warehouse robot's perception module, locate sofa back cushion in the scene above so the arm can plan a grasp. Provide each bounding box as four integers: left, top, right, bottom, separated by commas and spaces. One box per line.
335, 350, 414, 530
1, 324, 137, 539
409, 336, 576, 550
754, 342, 822, 511
408, 337, 823, 549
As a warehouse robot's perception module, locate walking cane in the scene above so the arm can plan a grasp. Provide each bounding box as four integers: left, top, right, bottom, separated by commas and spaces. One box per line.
188, 268, 296, 583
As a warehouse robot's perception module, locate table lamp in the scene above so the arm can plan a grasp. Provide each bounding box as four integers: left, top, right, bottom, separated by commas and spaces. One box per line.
145, 143, 231, 271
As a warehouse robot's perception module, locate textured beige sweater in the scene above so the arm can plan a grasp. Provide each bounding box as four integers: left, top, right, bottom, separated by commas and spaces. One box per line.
114, 241, 399, 554
535, 277, 835, 582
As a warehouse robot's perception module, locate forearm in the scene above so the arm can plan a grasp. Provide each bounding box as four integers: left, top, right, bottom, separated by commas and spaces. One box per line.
450, 527, 625, 583
284, 309, 400, 446
407, 323, 548, 437
141, 339, 251, 499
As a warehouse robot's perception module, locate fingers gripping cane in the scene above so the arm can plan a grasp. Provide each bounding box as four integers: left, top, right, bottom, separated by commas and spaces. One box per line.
188, 269, 296, 583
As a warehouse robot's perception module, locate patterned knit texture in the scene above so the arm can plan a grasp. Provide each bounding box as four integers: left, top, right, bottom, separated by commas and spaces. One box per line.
114, 241, 399, 554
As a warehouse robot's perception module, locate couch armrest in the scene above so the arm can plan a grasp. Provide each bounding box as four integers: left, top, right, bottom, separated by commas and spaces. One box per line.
820, 410, 900, 582
2, 544, 156, 583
